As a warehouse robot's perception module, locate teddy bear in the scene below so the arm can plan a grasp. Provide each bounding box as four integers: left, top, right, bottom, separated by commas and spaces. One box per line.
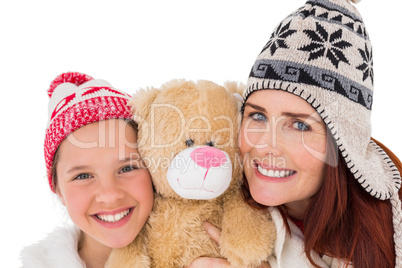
106, 79, 276, 268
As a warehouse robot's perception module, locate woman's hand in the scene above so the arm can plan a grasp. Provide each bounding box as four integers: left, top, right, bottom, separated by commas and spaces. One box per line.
186, 222, 271, 268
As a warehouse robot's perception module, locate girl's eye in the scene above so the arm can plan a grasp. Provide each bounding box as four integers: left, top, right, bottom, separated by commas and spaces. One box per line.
74, 173, 91, 180
292, 121, 310, 131
250, 112, 267, 122
120, 165, 138, 173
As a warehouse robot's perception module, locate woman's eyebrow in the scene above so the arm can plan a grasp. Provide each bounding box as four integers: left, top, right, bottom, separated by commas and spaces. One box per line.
244, 102, 266, 112
281, 112, 321, 123
245, 103, 322, 123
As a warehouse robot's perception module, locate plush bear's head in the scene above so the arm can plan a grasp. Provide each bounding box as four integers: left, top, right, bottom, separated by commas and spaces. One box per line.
129, 79, 244, 200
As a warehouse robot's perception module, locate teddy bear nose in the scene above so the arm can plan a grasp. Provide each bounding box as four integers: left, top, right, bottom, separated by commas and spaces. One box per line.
190, 146, 227, 169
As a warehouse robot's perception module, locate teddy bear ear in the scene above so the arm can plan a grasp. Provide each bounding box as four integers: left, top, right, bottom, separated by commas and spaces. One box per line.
223, 81, 246, 96
128, 87, 160, 123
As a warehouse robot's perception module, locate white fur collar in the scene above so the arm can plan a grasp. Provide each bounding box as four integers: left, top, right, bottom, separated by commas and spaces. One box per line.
20, 224, 86, 268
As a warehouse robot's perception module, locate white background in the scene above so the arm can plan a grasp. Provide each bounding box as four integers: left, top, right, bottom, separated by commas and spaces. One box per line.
1, 1, 401, 266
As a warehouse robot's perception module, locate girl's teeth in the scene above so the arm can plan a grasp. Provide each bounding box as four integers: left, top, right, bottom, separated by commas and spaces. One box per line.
257, 165, 295, 178
96, 209, 130, 223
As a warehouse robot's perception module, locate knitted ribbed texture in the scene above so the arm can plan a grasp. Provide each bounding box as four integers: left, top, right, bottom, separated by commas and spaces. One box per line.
44, 72, 132, 192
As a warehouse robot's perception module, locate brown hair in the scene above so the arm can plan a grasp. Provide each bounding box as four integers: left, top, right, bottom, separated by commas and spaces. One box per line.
242, 137, 402, 267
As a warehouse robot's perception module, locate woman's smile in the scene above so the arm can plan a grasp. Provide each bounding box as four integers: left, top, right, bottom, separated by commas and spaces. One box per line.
240, 90, 328, 217
255, 162, 297, 179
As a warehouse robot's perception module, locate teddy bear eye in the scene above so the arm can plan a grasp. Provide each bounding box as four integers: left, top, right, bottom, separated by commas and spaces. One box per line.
206, 141, 214, 147
185, 139, 194, 147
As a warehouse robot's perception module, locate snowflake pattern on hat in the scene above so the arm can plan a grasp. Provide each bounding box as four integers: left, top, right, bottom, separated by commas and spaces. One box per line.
299, 22, 352, 68
260, 21, 297, 56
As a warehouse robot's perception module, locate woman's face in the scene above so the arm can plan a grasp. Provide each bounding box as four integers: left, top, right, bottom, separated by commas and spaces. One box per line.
55, 119, 153, 249
239, 90, 328, 218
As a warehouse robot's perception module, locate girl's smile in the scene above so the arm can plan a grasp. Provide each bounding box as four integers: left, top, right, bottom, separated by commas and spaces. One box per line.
55, 119, 154, 249
92, 207, 134, 227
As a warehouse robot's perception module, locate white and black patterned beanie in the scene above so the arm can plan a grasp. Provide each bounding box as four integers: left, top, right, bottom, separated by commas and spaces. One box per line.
243, 0, 401, 265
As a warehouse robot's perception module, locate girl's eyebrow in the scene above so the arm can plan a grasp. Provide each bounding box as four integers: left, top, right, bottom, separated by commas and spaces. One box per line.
66, 156, 141, 173
118, 154, 141, 163
66, 165, 90, 174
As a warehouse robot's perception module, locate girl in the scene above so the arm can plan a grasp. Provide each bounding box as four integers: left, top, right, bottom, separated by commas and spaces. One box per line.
20, 72, 154, 268
190, 0, 402, 267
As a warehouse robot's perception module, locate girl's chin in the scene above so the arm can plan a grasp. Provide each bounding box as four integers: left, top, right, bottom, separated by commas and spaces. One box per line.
103, 237, 135, 249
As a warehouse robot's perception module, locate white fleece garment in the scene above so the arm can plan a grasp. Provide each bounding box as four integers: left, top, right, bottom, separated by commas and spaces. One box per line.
20, 224, 86, 268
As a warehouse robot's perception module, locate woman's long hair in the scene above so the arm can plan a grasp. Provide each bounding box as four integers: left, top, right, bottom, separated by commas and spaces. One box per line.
242, 137, 402, 267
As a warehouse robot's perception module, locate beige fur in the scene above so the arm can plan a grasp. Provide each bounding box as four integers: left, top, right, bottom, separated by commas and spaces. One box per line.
106, 80, 276, 268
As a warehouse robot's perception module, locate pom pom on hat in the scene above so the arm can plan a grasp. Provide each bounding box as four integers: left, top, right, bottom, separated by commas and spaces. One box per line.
48, 72, 93, 97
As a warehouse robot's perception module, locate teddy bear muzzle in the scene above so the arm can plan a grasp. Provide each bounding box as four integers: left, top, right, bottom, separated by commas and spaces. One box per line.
166, 146, 232, 200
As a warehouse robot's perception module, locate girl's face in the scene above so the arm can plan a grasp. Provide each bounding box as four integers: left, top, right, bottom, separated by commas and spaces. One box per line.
56, 119, 153, 249
240, 90, 328, 219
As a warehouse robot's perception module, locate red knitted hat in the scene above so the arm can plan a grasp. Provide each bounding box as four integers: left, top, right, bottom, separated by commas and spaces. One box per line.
44, 72, 132, 192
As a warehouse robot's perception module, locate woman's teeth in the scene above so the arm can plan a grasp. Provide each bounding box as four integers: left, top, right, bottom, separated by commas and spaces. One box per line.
96, 209, 130, 223
257, 165, 295, 178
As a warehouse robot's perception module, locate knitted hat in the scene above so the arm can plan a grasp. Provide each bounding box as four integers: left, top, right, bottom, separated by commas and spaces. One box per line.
44, 72, 132, 192
243, 0, 401, 265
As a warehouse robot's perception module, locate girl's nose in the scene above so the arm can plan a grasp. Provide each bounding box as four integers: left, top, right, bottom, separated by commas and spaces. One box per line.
96, 178, 124, 204
190, 146, 227, 169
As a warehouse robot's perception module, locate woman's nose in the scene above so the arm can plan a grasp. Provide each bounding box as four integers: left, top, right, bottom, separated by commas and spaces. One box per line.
251, 120, 284, 156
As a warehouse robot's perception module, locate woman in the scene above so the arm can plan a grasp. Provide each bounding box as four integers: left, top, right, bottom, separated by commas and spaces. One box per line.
189, 0, 402, 267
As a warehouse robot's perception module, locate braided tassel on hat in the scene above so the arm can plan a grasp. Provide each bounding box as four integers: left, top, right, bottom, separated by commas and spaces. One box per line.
391, 189, 402, 266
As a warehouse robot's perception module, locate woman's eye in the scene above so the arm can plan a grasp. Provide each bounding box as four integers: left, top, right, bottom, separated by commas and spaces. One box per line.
250, 112, 267, 122
74, 173, 91, 180
292, 121, 310, 131
120, 165, 137, 173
